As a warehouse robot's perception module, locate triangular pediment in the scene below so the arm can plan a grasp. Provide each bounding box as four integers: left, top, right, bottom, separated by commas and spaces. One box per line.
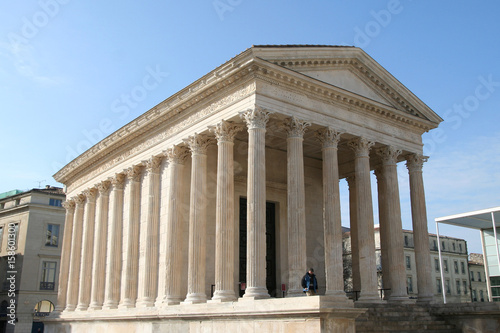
297, 68, 394, 107
251, 45, 443, 124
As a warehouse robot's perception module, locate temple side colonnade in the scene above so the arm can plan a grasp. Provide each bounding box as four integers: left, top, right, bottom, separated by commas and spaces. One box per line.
54, 106, 434, 313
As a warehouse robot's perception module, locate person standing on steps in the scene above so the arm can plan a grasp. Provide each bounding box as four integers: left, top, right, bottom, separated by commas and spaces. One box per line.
301, 268, 318, 296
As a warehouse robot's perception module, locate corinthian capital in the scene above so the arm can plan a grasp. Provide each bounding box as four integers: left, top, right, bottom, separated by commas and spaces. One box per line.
239, 106, 272, 130
348, 137, 374, 158
315, 127, 343, 148
83, 188, 97, 202
96, 180, 111, 195
376, 146, 402, 166
163, 145, 190, 165
281, 116, 310, 138
406, 154, 428, 173
209, 120, 244, 143
126, 165, 143, 182
73, 194, 86, 206
110, 173, 126, 189
144, 156, 163, 174
62, 200, 75, 211
184, 133, 214, 155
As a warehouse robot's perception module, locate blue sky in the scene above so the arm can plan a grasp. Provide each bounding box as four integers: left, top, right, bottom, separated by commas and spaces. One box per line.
1, 1, 499, 253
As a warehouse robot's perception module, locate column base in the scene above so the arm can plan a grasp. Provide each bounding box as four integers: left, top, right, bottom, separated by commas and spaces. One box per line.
156, 295, 183, 307
416, 295, 434, 304
136, 297, 155, 308
88, 303, 103, 311
118, 300, 136, 309
357, 291, 384, 303
387, 295, 412, 303
242, 287, 270, 299
64, 304, 76, 312
211, 290, 237, 302
182, 293, 207, 304
286, 288, 306, 297
75, 304, 89, 311
102, 301, 119, 310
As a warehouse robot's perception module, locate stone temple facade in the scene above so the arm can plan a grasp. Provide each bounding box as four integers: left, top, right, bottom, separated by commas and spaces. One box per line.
46, 45, 442, 332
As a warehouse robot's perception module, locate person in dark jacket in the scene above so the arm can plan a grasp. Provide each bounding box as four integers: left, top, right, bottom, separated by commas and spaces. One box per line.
302, 268, 318, 296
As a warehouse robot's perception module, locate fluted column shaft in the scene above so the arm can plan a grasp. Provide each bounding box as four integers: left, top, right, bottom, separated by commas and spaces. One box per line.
103, 174, 125, 309
65, 195, 85, 311
317, 128, 348, 299
90, 181, 111, 310
119, 165, 142, 308
55, 200, 75, 312
76, 189, 97, 311
283, 117, 310, 296
137, 156, 162, 307
375, 169, 390, 298
183, 134, 212, 304
377, 147, 408, 301
159, 146, 189, 305
348, 137, 379, 302
407, 154, 433, 302
240, 107, 271, 299
211, 121, 243, 301
346, 176, 361, 294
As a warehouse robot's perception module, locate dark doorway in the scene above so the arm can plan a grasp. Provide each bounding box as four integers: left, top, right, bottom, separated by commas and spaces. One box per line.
239, 197, 277, 297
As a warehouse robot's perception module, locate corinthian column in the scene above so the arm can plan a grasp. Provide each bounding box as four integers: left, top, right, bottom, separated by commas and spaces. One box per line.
65, 194, 85, 311
406, 154, 433, 302
89, 181, 111, 310
376, 146, 408, 301
346, 176, 361, 295
103, 173, 125, 309
158, 145, 189, 306
240, 106, 271, 299
210, 120, 244, 302
282, 116, 310, 296
316, 127, 348, 301
183, 134, 213, 304
137, 156, 162, 307
76, 188, 97, 311
119, 165, 142, 308
55, 200, 75, 312
374, 168, 389, 299
348, 137, 380, 302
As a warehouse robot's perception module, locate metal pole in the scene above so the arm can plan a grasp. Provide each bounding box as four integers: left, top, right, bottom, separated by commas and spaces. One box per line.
435, 220, 446, 304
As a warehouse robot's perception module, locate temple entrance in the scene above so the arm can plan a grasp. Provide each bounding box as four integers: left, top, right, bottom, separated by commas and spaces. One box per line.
239, 197, 277, 297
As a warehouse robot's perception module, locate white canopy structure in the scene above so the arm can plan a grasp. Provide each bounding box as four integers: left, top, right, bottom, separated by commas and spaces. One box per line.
436, 207, 500, 303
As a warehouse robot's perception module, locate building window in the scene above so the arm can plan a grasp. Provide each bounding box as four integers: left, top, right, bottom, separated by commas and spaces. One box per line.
40, 261, 57, 290
461, 262, 466, 274
444, 260, 448, 273
472, 289, 477, 301
454, 261, 459, 274
404, 235, 409, 247
463, 281, 468, 294
435, 258, 440, 272
406, 255, 411, 270
452, 243, 456, 252
433, 239, 438, 250
49, 198, 62, 207
459, 243, 463, 253
45, 224, 60, 247
456, 280, 461, 294
442, 241, 445, 251
480, 290, 484, 302
407, 276, 413, 293
436, 278, 442, 294
445, 279, 451, 294
470, 271, 475, 281
477, 272, 481, 282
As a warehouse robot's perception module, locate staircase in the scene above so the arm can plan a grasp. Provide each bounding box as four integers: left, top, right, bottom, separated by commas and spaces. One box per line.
355, 303, 461, 333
